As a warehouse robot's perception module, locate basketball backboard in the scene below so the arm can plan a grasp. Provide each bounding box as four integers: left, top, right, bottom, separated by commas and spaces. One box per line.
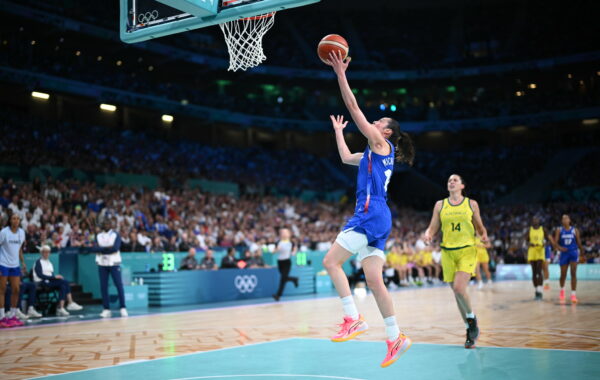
120, 0, 320, 43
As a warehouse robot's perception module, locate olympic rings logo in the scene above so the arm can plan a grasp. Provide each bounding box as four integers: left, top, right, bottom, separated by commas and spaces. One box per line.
234, 275, 258, 293
138, 10, 159, 24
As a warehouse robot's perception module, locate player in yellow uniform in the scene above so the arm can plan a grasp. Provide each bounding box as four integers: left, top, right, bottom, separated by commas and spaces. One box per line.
423, 174, 488, 349
474, 236, 492, 290
528, 217, 551, 300
385, 245, 403, 288
397, 246, 410, 286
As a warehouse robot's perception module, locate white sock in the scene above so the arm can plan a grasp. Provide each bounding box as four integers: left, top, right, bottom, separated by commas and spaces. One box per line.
466, 312, 475, 319
384, 316, 400, 341
536, 286, 542, 292
0, 309, 5, 319
571, 291, 576, 296
341, 296, 359, 319
561, 287, 565, 291
10, 308, 18, 318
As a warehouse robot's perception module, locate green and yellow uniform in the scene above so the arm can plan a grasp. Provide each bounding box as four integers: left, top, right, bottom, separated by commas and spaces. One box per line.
475, 237, 489, 264
527, 226, 545, 262
440, 197, 477, 282
386, 250, 402, 267
398, 252, 409, 266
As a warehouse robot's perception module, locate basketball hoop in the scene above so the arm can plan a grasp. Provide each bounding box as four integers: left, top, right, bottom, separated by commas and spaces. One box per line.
220, 0, 276, 71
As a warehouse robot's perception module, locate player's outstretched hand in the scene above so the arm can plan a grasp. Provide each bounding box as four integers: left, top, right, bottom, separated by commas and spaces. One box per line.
327, 50, 351, 75
330, 115, 348, 131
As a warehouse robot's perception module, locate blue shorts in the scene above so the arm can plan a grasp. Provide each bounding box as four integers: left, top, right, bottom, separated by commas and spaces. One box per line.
545, 246, 552, 260
0, 265, 21, 277
559, 250, 579, 266
342, 198, 391, 251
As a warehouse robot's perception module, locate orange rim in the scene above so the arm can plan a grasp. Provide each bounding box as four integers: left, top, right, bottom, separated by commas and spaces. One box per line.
222, 0, 275, 20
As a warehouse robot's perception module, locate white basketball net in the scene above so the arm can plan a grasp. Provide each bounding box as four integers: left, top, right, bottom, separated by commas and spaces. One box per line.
219, 12, 275, 71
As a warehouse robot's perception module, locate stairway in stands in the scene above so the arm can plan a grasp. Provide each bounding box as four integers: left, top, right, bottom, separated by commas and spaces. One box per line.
69, 284, 102, 305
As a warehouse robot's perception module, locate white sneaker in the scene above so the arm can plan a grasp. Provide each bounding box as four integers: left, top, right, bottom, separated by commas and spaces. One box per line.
56, 308, 70, 316
66, 302, 83, 311
100, 309, 112, 318
16, 309, 29, 320
477, 282, 484, 290
120, 308, 128, 317
27, 307, 42, 318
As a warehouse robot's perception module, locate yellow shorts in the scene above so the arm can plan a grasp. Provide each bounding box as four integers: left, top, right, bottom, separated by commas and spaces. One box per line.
441, 246, 477, 283
527, 246, 545, 262
476, 248, 489, 264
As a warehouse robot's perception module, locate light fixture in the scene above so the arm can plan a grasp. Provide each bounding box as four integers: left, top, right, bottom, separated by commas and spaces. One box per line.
515, 91, 524, 97
31, 91, 49, 100
528, 83, 536, 89
100, 103, 117, 112
162, 114, 174, 123
582, 118, 599, 126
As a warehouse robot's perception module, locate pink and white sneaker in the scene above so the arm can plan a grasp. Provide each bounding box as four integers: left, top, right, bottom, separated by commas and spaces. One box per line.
559, 289, 566, 303
381, 333, 412, 368
7, 316, 24, 327
331, 314, 369, 342
0, 317, 13, 328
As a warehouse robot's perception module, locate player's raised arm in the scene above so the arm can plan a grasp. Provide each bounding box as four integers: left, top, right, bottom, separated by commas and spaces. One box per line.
331, 115, 362, 166
327, 51, 387, 151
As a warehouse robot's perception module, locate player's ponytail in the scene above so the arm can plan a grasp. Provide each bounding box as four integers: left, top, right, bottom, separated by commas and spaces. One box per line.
386, 119, 415, 166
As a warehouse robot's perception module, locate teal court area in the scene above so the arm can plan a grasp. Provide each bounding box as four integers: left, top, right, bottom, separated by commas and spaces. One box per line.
34, 338, 600, 380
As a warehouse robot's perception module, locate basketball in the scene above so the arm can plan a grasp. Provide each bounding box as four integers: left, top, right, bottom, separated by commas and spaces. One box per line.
318, 34, 349, 64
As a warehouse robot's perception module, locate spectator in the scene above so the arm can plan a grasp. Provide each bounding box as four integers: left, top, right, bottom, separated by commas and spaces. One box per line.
198, 248, 218, 270
220, 247, 238, 269
179, 248, 198, 270
33, 245, 83, 316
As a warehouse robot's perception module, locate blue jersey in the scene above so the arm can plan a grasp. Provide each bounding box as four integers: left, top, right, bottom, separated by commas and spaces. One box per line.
343, 141, 395, 250
355, 140, 395, 206
559, 227, 578, 252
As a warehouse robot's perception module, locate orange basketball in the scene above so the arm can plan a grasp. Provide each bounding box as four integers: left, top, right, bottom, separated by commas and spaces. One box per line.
318, 34, 349, 64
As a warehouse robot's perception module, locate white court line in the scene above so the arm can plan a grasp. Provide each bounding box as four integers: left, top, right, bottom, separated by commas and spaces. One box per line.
171, 375, 365, 380
30, 338, 298, 379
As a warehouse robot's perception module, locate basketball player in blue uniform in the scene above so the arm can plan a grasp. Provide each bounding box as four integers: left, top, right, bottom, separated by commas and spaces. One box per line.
323, 51, 415, 368
0, 214, 26, 328
553, 214, 583, 303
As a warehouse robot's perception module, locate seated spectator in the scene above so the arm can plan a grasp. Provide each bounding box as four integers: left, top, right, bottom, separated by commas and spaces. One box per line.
179, 248, 198, 270
247, 249, 268, 268
33, 245, 83, 316
198, 248, 218, 270
220, 247, 238, 269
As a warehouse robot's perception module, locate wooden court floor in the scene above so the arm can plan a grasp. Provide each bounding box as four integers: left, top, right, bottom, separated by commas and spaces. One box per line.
1, 281, 599, 379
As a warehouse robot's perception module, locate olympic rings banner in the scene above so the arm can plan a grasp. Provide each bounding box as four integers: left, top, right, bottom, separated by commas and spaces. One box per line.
130, 268, 280, 306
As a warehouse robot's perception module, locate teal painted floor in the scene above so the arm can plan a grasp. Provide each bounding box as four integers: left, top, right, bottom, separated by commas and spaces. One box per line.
34, 338, 600, 380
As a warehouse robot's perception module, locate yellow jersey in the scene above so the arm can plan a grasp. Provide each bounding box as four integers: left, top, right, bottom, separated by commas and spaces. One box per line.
529, 226, 544, 247
386, 251, 402, 267
440, 197, 475, 249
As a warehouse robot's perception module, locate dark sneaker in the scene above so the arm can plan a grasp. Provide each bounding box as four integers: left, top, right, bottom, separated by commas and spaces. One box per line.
535, 291, 543, 300
465, 317, 479, 349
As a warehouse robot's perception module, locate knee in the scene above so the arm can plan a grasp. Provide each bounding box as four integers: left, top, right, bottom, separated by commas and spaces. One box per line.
322, 256, 339, 271
366, 276, 386, 293
452, 283, 466, 296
